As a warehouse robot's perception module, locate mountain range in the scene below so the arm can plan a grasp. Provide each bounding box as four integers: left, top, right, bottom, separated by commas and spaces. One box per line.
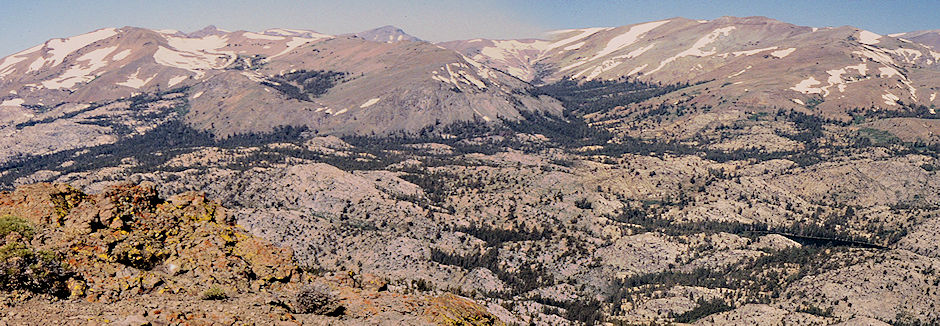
3, 16, 940, 325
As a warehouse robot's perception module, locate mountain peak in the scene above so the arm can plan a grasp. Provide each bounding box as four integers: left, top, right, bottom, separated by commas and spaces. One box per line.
346, 25, 421, 43
187, 25, 228, 38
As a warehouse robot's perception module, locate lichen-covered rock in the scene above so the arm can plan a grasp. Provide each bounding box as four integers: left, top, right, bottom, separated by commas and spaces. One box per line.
0, 181, 506, 325
0, 182, 301, 301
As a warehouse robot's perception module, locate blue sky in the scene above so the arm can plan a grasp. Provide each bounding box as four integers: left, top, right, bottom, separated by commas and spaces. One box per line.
2, 0, 939, 57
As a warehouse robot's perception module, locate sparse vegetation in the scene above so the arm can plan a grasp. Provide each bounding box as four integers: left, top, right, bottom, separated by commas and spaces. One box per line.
293, 283, 343, 315
0, 215, 34, 239
202, 286, 228, 300
0, 243, 72, 297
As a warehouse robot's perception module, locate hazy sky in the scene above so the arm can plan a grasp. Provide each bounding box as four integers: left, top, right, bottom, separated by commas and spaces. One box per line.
2, 0, 939, 57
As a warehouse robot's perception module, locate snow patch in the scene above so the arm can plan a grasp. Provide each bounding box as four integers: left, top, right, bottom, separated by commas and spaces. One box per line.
732, 47, 777, 56
577, 60, 622, 79
111, 49, 132, 61
727, 66, 751, 78
0, 44, 43, 76
153, 35, 237, 77
846, 63, 868, 76
167, 75, 187, 87
546, 27, 610, 51
882, 92, 900, 106
0, 56, 28, 77
626, 64, 647, 76
853, 46, 895, 65
243, 32, 285, 40
878, 66, 901, 78
648, 26, 735, 75
192, 91, 204, 99
270, 36, 327, 59
1, 98, 25, 107
559, 61, 587, 72
117, 68, 156, 89
884, 48, 923, 63
614, 43, 656, 60
41, 45, 117, 89
931, 93, 937, 102
563, 42, 585, 51
42, 28, 118, 69
589, 20, 670, 60
858, 30, 881, 45
770, 48, 796, 58
792, 98, 805, 105
360, 97, 380, 108
790, 76, 823, 94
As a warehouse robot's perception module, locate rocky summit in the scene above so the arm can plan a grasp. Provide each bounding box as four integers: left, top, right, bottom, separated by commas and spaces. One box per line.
1, 11, 940, 326
0, 182, 502, 325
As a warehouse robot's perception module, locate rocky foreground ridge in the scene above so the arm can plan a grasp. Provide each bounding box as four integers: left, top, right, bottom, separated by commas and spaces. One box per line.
0, 182, 501, 325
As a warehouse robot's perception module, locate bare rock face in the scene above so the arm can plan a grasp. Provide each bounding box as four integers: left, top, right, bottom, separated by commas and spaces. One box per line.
0, 182, 299, 300
0, 181, 504, 325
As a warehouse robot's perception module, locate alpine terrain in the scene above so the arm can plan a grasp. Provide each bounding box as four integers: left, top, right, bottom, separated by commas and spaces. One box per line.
2, 15, 940, 325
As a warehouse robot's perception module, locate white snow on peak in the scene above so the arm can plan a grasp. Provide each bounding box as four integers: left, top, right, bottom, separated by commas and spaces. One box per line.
154, 35, 236, 78
888, 32, 906, 37
156, 29, 182, 35
648, 26, 736, 75
117, 67, 156, 89
480, 40, 549, 61
770, 48, 796, 58
9, 44, 44, 58
0, 56, 29, 78
858, 30, 882, 45
41, 45, 117, 89
360, 97, 381, 108
166, 35, 229, 53
243, 32, 286, 40
269, 35, 330, 59
546, 27, 610, 51
563, 42, 585, 51
589, 20, 670, 60
35, 28, 118, 72
0, 44, 45, 77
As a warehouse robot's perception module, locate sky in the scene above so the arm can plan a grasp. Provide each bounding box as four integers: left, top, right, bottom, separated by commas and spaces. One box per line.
2, 0, 939, 57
